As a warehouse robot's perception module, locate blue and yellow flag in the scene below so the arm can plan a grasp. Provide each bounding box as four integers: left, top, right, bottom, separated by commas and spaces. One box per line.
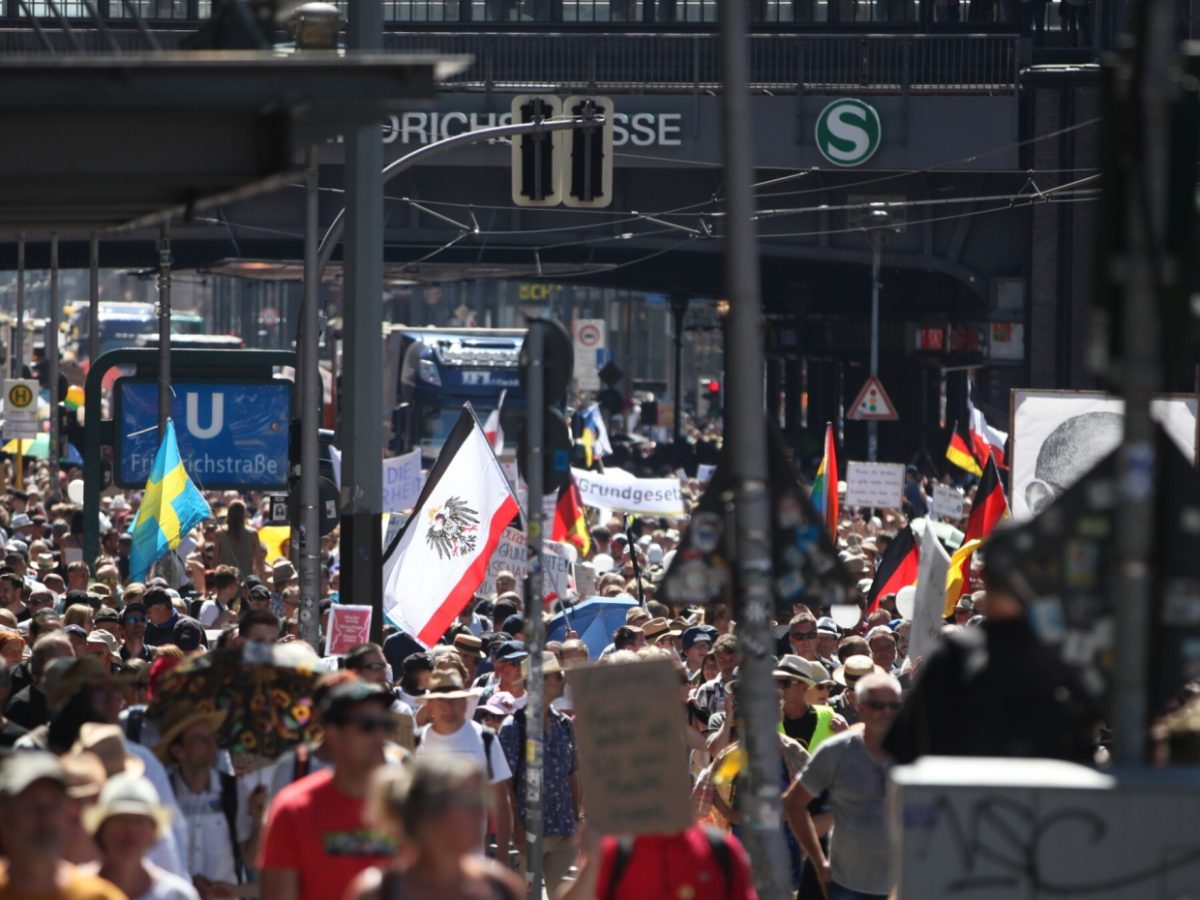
128, 420, 211, 582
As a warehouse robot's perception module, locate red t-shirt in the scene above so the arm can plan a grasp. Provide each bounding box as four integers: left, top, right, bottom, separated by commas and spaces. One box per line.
259, 769, 395, 900
594, 827, 758, 900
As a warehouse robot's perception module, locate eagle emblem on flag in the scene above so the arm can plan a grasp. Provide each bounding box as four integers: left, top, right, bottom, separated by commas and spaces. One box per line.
425, 496, 480, 560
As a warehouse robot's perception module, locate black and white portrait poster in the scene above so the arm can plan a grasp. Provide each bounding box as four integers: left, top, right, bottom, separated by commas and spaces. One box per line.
1010, 390, 1199, 521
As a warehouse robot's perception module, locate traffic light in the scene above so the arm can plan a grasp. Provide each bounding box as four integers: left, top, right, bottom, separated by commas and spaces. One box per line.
511, 95, 562, 207
562, 95, 613, 209
699, 377, 722, 416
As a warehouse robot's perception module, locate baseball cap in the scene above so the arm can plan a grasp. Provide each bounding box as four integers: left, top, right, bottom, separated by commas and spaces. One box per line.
496, 640, 528, 662
681, 625, 718, 652
172, 619, 206, 653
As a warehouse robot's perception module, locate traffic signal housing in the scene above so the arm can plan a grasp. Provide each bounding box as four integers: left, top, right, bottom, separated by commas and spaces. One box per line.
562, 95, 613, 209
511, 95, 563, 207
700, 377, 722, 416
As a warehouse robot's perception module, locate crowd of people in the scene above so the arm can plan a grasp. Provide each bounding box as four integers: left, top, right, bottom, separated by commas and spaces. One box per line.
0, 436, 1118, 900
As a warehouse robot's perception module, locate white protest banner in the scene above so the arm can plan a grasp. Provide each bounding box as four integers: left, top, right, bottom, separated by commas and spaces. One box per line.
571, 467, 685, 516
568, 658, 693, 835
544, 540, 577, 604
480, 527, 528, 598
575, 561, 598, 599
381, 450, 424, 513
909, 521, 951, 665
325, 605, 374, 656
931, 484, 964, 521
844, 461, 905, 509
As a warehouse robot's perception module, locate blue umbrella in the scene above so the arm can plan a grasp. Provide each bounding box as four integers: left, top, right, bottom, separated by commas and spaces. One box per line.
546, 595, 639, 660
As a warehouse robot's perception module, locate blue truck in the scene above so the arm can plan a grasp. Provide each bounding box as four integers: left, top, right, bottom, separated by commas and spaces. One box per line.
385, 326, 526, 461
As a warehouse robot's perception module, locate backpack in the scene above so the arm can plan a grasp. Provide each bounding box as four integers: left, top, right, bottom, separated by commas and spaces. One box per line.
604, 826, 733, 900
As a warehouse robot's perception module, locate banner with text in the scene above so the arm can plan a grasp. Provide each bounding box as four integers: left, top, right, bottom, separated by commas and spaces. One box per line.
845, 461, 905, 509
571, 467, 685, 516
381, 450, 424, 513
480, 527, 528, 598
325, 605, 374, 657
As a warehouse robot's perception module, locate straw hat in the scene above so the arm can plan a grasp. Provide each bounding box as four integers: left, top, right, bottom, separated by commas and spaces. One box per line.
154, 705, 228, 764
416, 669, 474, 702
83, 772, 173, 839
72, 723, 145, 780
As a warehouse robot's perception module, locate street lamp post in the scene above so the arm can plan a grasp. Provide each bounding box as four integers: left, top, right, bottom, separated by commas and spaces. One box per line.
670, 294, 689, 443
867, 228, 883, 462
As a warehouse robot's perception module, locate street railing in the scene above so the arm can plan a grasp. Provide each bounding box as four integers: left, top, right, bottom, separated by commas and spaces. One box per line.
381, 32, 1021, 91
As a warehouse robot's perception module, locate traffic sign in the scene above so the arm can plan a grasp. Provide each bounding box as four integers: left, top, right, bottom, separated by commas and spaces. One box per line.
573, 319, 606, 391
814, 99, 882, 168
848, 375, 898, 421
4, 379, 41, 438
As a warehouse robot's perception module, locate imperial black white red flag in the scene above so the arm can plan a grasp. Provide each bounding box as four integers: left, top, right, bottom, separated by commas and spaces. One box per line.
382, 405, 520, 646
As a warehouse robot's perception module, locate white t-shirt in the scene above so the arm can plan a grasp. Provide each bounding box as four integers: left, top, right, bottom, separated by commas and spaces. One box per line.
417, 720, 511, 784
197, 599, 229, 628
135, 864, 202, 900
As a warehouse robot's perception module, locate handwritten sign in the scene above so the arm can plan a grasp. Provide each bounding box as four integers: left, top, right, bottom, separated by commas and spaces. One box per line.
480, 527, 528, 598
574, 561, 598, 600
567, 658, 692, 835
844, 461, 905, 510
543, 540, 577, 604
931, 484, 964, 521
324, 604, 373, 656
381, 450, 424, 513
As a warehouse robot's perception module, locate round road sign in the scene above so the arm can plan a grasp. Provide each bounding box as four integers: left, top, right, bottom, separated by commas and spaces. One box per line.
7, 383, 33, 409
814, 99, 882, 168
576, 322, 603, 349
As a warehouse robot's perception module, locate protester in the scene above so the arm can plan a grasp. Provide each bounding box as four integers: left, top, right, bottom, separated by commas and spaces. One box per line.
784, 672, 903, 900
84, 772, 201, 900
414, 669, 514, 863
0, 752, 127, 899
498, 652, 581, 893
345, 756, 522, 900
259, 681, 398, 900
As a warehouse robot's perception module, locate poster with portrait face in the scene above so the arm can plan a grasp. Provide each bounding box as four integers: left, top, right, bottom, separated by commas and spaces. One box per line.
1010, 390, 1199, 521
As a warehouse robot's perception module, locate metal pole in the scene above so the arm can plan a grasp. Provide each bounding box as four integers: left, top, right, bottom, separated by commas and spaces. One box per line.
48, 234, 60, 493
523, 319, 546, 900
867, 230, 882, 462
298, 146, 322, 650
89, 232, 101, 365
14, 237, 24, 380
1111, 0, 1172, 766
157, 223, 172, 436
670, 294, 689, 444
719, 0, 789, 895
342, 0, 384, 639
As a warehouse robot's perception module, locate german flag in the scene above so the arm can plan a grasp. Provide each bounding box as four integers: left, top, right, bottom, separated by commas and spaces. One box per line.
865, 525, 919, 614
551, 476, 591, 557
945, 419, 983, 477
946, 454, 1009, 607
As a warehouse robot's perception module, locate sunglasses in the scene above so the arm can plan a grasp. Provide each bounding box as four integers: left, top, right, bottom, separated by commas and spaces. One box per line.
124, 616, 146, 625
812, 683, 834, 691
790, 631, 817, 640
862, 700, 901, 711
347, 715, 394, 734
358, 662, 388, 672
775, 679, 801, 689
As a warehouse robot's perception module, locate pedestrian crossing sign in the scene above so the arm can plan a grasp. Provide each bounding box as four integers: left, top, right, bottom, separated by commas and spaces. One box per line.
848, 375, 898, 421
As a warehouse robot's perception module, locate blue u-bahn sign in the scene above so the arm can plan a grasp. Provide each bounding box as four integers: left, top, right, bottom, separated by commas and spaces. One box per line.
115, 379, 292, 489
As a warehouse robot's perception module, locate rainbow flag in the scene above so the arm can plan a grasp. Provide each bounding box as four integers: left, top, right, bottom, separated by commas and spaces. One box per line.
810, 423, 839, 537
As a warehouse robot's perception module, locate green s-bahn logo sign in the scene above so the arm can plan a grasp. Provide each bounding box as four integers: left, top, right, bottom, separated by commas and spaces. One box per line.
815, 99, 882, 167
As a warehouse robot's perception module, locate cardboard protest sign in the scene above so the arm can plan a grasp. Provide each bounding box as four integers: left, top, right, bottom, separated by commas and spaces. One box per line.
381, 450, 424, 513
567, 658, 692, 835
844, 461, 905, 509
543, 540, 577, 604
325, 605, 373, 656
